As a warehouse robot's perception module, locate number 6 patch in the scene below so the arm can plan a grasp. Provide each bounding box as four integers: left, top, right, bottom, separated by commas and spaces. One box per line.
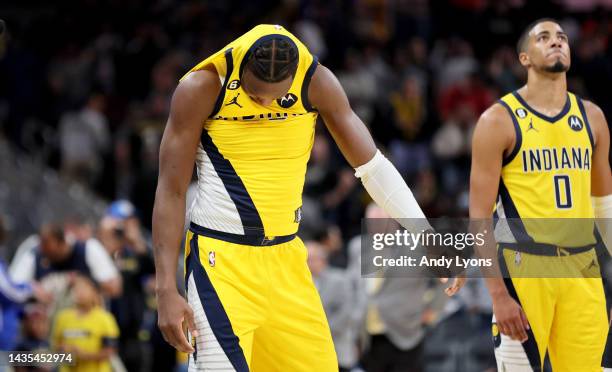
227, 80, 241, 90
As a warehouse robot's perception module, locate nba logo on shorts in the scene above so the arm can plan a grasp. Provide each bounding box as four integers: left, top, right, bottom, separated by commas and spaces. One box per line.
208, 251, 216, 267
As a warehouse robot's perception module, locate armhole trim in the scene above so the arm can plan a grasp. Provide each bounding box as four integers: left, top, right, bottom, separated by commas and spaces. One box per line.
301, 56, 319, 112
576, 96, 595, 149
498, 100, 522, 166
210, 49, 234, 118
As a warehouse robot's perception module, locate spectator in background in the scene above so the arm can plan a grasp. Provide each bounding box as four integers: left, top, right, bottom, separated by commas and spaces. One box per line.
62, 215, 94, 244
431, 104, 472, 161
14, 304, 52, 372
98, 200, 155, 372
0, 216, 51, 352
0, 263, 41, 353
390, 75, 426, 142
573, 19, 612, 119
336, 50, 378, 125
433, 72, 493, 195
115, 53, 183, 229
431, 38, 478, 92
47, 43, 96, 111
59, 91, 110, 187
358, 205, 435, 372
306, 240, 356, 372
388, 74, 431, 177
304, 133, 356, 224
9, 223, 121, 314
438, 71, 494, 124
294, 19, 328, 61
487, 46, 523, 93
52, 275, 119, 372
9, 216, 95, 285
362, 44, 395, 96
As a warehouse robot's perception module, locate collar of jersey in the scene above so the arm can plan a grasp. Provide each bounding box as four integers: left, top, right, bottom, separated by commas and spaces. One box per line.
512, 91, 571, 123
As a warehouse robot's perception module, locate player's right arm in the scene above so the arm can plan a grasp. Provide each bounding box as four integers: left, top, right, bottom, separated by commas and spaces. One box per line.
470, 103, 530, 342
152, 67, 220, 353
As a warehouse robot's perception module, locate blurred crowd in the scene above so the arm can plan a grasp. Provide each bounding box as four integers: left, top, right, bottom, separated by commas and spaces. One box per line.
1, 0, 611, 371
0, 202, 171, 371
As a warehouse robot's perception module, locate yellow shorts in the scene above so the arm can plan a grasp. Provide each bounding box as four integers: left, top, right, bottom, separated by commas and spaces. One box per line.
184, 227, 338, 372
495, 246, 608, 372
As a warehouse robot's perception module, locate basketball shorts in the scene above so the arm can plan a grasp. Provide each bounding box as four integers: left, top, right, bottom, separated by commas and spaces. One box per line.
184, 225, 338, 372
492, 244, 608, 372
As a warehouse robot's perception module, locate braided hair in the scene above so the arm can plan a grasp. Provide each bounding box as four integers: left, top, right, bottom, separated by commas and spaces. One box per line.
244, 37, 299, 83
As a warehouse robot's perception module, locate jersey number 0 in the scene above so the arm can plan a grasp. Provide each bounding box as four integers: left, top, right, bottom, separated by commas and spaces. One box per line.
554, 175, 573, 209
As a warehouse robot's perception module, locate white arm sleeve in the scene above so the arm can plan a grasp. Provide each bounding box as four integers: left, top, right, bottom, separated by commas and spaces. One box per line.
9, 247, 36, 283
355, 150, 432, 232
593, 194, 612, 255
85, 238, 120, 283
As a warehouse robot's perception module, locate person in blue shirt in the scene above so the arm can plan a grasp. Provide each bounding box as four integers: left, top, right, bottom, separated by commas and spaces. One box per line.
0, 216, 50, 351
0, 259, 34, 351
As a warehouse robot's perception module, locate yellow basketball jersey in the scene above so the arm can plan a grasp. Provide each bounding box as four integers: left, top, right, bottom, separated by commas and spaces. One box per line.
182, 25, 318, 238
495, 91, 596, 246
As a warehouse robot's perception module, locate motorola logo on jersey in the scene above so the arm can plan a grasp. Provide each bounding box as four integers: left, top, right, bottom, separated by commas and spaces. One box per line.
227, 79, 241, 90
515, 108, 527, 119
277, 93, 298, 108
568, 115, 583, 131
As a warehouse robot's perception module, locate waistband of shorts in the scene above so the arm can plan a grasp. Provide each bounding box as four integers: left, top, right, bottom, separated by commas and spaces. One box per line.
499, 242, 595, 256
189, 222, 296, 246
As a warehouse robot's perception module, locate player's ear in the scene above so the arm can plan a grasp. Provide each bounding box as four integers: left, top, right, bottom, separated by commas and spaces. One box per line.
518, 52, 530, 68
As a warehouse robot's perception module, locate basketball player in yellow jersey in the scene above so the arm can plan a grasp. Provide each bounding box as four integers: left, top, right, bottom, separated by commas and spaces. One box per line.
467, 19, 612, 371
151, 24, 433, 371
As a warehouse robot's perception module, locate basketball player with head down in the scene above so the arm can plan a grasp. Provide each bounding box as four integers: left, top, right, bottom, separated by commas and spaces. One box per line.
467, 18, 612, 371
152, 24, 434, 371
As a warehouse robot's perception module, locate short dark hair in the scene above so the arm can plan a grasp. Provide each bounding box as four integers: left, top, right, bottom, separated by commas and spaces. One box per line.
40, 223, 65, 242
245, 37, 299, 83
516, 18, 560, 55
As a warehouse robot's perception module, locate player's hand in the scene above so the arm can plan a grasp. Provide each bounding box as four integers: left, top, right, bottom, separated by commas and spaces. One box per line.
157, 289, 198, 353
492, 293, 530, 342
442, 276, 466, 296
31, 282, 53, 304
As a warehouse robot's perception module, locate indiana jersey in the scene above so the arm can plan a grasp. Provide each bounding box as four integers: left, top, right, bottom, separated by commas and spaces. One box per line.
495, 91, 596, 247
182, 25, 319, 238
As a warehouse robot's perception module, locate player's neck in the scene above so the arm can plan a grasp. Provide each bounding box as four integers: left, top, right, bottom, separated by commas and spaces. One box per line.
76, 307, 92, 315
521, 71, 567, 114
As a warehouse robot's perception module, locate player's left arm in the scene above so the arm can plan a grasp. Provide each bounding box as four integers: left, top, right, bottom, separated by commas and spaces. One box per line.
309, 64, 431, 231
587, 101, 612, 196
585, 101, 612, 253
